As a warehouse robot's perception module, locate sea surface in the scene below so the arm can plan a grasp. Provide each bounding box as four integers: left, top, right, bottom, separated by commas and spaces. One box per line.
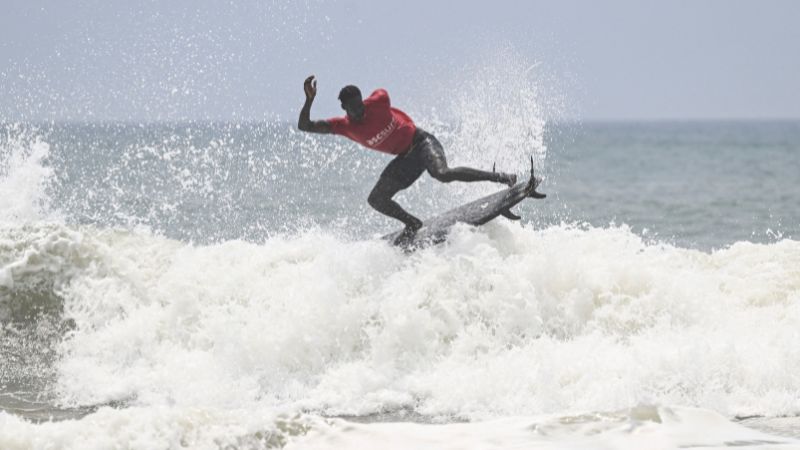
1, 120, 800, 449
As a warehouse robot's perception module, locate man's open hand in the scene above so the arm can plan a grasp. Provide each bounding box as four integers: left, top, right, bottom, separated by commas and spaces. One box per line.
304, 75, 317, 101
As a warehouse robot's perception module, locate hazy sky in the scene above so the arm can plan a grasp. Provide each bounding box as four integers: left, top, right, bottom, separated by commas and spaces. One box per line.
1, 0, 798, 121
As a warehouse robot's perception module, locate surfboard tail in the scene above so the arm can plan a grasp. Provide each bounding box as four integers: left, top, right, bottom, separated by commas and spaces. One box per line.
498, 157, 544, 220
526, 156, 547, 199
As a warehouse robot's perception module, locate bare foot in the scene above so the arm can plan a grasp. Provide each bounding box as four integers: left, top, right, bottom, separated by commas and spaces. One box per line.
408, 217, 423, 232
394, 218, 422, 246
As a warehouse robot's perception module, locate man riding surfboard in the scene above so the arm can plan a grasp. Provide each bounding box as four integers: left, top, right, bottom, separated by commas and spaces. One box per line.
297, 75, 516, 240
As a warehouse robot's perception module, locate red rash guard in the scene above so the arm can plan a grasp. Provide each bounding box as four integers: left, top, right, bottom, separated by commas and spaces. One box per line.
327, 89, 417, 155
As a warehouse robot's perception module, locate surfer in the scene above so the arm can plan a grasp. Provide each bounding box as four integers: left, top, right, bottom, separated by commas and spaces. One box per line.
298, 75, 517, 238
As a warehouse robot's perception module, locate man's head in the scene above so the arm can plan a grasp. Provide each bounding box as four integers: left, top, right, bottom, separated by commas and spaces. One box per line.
338, 85, 364, 122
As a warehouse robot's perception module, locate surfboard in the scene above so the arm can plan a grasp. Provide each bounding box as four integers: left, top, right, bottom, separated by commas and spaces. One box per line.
383, 159, 546, 250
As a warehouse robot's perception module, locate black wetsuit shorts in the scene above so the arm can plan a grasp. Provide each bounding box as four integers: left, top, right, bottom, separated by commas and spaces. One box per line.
377, 128, 445, 190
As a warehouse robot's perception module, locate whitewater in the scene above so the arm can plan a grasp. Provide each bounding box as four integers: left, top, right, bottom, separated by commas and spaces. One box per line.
3, 213, 800, 448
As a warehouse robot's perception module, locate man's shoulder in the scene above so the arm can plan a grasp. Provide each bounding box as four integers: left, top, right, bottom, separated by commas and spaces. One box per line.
366, 89, 390, 105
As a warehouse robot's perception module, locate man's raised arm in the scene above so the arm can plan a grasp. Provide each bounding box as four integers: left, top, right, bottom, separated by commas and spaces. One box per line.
298, 75, 332, 134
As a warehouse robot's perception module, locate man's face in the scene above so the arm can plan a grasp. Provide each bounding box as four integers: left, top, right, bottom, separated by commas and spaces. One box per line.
341, 96, 365, 122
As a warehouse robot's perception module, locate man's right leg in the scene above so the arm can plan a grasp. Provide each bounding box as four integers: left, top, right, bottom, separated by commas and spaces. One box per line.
368, 177, 422, 230
367, 155, 425, 231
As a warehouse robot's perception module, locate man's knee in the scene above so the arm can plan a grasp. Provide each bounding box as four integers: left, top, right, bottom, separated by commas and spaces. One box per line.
430, 169, 455, 183
368, 187, 392, 208
367, 190, 381, 208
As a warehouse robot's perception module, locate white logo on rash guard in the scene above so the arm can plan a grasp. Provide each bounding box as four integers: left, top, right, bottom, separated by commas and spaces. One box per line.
367, 117, 397, 147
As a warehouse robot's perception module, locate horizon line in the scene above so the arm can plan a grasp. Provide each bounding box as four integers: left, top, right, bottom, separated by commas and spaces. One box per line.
3, 117, 800, 126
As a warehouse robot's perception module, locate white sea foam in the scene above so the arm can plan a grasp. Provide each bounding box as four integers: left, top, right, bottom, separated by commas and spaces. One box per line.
0, 406, 301, 450
1, 221, 799, 426
287, 406, 800, 450
0, 125, 56, 224
2, 401, 799, 449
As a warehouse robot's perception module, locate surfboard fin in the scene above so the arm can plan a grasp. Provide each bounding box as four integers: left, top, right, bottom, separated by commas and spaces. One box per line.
500, 208, 522, 220
526, 156, 547, 199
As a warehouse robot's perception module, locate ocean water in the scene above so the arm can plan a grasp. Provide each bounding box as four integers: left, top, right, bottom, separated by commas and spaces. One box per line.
1, 119, 800, 449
